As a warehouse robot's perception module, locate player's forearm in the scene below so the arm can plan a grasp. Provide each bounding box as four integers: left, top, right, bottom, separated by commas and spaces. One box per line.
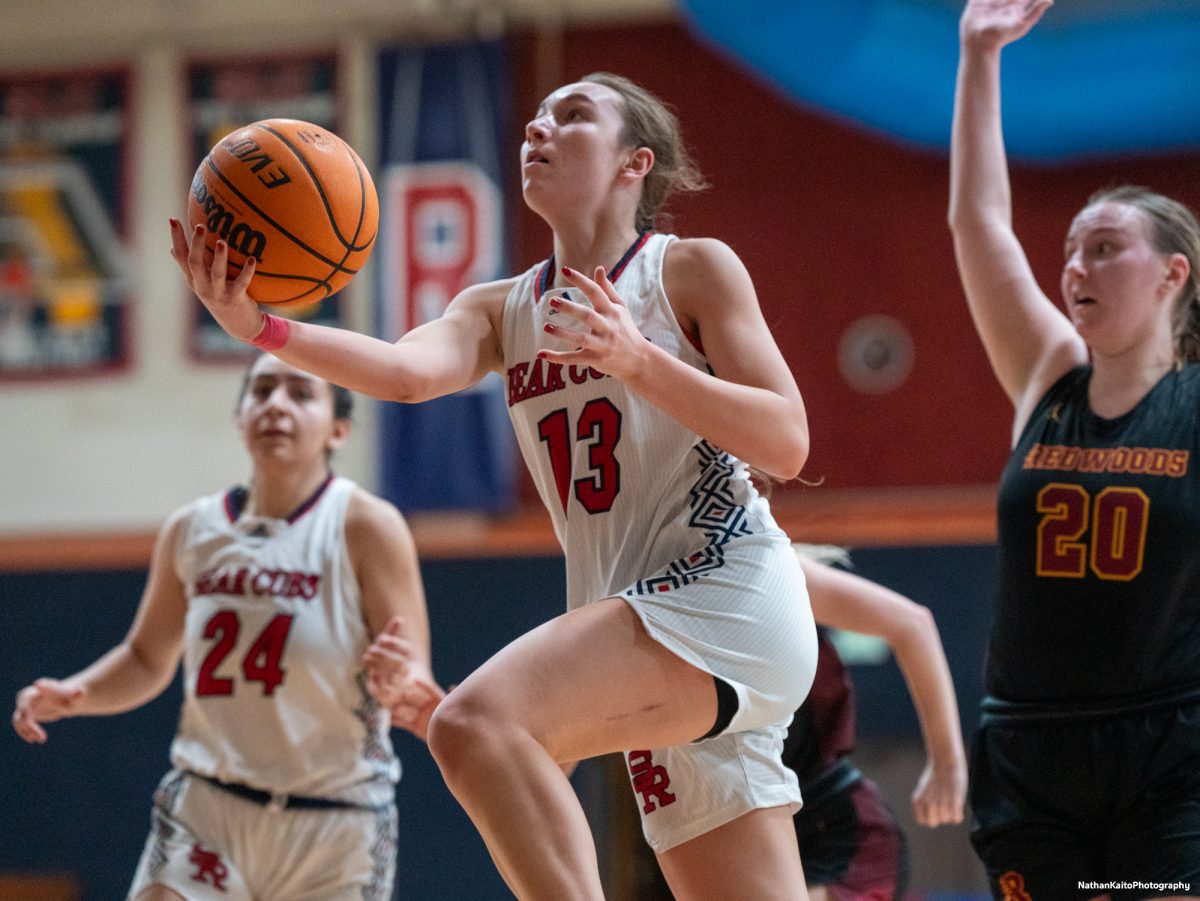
66, 644, 177, 716
890, 607, 966, 767
623, 342, 808, 479
948, 46, 1012, 235
273, 320, 468, 405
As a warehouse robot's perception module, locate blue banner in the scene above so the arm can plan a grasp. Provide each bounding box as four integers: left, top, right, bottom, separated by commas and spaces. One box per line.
682, 0, 1200, 160
375, 42, 515, 513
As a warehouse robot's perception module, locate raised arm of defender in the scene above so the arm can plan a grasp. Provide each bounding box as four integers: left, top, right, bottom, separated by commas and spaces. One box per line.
948, 0, 1085, 435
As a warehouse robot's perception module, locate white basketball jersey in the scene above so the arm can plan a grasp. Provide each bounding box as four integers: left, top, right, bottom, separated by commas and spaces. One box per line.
502, 232, 783, 609
169, 476, 398, 806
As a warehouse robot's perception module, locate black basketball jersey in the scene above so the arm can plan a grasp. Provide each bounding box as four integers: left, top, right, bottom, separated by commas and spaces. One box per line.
989, 364, 1200, 705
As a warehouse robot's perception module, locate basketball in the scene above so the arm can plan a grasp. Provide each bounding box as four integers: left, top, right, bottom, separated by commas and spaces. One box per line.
187, 119, 378, 306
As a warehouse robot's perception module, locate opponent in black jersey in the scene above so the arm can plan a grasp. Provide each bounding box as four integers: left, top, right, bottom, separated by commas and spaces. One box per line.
950, 1, 1200, 896
993, 364, 1200, 707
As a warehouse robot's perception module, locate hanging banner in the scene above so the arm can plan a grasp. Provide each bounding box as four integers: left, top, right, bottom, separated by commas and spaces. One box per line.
376, 41, 515, 513
185, 54, 345, 361
0, 68, 131, 380
682, 0, 1200, 159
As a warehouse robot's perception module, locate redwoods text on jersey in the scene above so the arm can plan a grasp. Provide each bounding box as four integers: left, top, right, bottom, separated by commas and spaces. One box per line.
1023, 442, 1188, 477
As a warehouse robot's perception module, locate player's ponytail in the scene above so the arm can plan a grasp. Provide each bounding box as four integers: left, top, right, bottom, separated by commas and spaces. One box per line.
1173, 292, 1200, 366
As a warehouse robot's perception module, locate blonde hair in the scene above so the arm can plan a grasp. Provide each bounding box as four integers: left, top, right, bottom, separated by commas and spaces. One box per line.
581, 72, 707, 232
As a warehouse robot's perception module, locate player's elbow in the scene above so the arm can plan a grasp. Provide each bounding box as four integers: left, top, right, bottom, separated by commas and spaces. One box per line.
778, 443, 809, 482
378, 367, 441, 405
126, 641, 179, 700
777, 415, 810, 480
383, 384, 427, 404
759, 422, 809, 481
892, 602, 939, 657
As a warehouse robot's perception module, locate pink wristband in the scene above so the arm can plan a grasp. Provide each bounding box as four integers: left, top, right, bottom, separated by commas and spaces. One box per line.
250, 314, 290, 351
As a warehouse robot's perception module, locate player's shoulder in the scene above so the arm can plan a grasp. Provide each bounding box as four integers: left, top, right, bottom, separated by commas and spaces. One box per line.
664, 237, 747, 283
164, 490, 224, 533
665, 235, 733, 255
344, 486, 413, 545
450, 276, 522, 312
153, 496, 210, 561
159, 503, 193, 538
663, 236, 753, 309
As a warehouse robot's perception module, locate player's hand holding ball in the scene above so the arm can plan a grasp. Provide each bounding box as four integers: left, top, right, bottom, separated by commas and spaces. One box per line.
170, 118, 378, 344
170, 217, 263, 343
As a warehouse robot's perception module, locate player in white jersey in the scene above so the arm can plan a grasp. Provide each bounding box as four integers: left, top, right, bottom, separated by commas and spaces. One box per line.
169, 72, 818, 900
12, 353, 438, 901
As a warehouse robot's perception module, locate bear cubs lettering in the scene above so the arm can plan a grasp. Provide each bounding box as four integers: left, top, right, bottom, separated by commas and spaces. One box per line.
507, 357, 609, 407
193, 565, 319, 601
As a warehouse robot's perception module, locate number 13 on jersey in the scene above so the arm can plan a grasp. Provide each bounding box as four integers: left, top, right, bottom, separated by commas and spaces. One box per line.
537, 398, 623, 514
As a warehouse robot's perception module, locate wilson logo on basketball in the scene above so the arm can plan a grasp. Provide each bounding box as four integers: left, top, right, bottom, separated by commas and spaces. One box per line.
998, 870, 1032, 901
190, 174, 267, 261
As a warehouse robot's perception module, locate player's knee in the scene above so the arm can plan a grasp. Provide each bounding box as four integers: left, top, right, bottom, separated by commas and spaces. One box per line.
426, 687, 496, 776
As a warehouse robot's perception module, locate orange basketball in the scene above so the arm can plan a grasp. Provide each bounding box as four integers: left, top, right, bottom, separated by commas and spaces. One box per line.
187, 119, 378, 306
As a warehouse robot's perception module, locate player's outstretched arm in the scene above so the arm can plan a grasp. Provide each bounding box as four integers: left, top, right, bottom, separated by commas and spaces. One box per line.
12, 511, 189, 744
350, 490, 445, 742
948, 0, 1083, 426
168, 219, 507, 405
798, 554, 967, 827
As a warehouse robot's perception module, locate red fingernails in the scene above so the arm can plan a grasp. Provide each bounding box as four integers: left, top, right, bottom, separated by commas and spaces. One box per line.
562, 266, 573, 277
549, 297, 561, 307
216, 240, 226, 252
543, 323, 555, 332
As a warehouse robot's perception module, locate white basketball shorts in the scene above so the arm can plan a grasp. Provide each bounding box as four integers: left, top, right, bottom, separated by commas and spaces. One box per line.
619, 530, 818, 851
127, 770, 397, 901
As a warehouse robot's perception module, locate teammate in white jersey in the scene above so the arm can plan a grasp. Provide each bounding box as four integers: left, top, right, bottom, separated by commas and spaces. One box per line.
12, 353, 438, 901
169, 72, 818, 900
